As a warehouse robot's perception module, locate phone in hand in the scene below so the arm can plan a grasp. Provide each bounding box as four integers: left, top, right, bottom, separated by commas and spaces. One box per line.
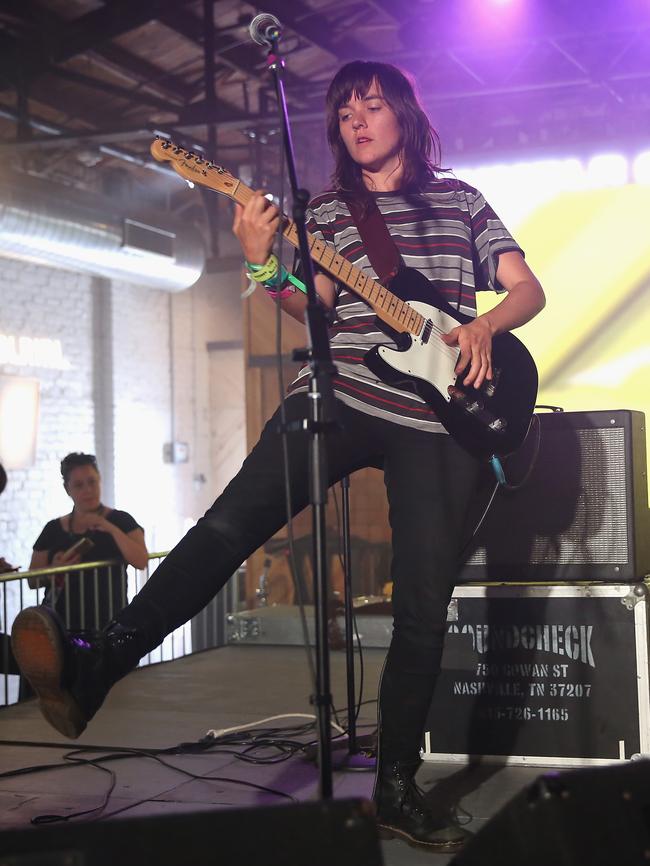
65, 537, 95, 559
0, 560, 19, 574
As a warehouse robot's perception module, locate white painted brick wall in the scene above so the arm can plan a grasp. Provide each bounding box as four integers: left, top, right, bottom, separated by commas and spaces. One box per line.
0, 261, 95, 569
110, 278, 178, 551
0, 256, 247, 645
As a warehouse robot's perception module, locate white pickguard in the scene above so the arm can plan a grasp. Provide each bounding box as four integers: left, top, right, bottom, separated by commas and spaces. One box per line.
377, 301, 461, 402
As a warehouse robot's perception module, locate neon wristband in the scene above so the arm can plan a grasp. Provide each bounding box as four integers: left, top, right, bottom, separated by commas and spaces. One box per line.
265, 285, 296, 300
245, 256, 308, 294
286, 272, 307, 294
245, 255, 279, 283
264, 264, 289, 288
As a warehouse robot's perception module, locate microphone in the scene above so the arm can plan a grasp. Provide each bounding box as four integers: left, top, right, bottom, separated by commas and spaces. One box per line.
249, 12, 282, 47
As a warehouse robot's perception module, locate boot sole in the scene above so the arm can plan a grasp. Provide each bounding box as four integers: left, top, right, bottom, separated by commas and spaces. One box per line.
11, 607, 87, 739
378, 822, 466, 853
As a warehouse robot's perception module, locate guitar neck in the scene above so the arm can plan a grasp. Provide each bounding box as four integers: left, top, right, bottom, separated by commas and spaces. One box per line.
230, 182, 423, 336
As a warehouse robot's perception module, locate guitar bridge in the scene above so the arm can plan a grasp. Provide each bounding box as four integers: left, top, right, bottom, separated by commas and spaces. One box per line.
448, 387, 507, 433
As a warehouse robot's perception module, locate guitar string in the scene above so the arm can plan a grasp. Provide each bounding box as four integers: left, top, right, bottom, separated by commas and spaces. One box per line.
208, 161, 459, 356
218, 169, 423, 337
168, 151, 503, 411
223, 168, 417, 325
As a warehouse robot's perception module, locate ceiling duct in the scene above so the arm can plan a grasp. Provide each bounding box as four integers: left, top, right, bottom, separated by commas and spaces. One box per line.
0, 175, 205, 292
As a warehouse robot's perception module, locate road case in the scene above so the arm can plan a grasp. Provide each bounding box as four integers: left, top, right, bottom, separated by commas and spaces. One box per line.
424, 582, 650, 767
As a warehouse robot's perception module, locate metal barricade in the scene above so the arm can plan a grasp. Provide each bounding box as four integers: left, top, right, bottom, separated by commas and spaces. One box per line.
0, 554, 240, 706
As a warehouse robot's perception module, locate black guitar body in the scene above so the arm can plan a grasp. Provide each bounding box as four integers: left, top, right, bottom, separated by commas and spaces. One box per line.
363, 266, 538, 459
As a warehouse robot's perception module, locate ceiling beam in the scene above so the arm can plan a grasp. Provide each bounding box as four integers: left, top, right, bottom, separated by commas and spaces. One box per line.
0, 103, 183, 180
174, 96, 249, 126
0, 0, 195, 105
158, 8, 269, 85
51, 67, 180, 115
0, 0, 196, 86
0, 124, 165, 151
157, 6, 308, 94
362, 0, 403, 24
255, 0, 369, 60
85, 43, 193, 105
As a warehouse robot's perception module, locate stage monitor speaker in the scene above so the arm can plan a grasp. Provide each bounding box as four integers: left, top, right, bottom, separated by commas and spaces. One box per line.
0, 798, 381, 866
450, 760, 650, 866
459, 409, 649, 581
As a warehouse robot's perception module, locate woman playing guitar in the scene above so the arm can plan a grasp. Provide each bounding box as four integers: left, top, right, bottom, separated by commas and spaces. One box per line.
13, 60, 544, 854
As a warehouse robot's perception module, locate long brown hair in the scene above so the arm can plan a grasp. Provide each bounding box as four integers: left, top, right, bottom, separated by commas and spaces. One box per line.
326, 61, 443, 206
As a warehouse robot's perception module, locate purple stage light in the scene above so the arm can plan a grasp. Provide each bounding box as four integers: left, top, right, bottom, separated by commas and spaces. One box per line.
463, 0, 528, 39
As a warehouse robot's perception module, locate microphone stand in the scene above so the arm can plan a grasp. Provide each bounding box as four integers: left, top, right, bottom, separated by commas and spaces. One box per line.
336, 476, 376, 771
264, 33, 339, 800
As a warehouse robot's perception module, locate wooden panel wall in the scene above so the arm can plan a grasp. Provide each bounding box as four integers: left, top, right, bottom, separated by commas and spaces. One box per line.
242, 274, 391, 608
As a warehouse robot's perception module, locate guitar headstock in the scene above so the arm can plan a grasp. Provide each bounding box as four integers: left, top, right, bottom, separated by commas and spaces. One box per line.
150, 138, 240, 199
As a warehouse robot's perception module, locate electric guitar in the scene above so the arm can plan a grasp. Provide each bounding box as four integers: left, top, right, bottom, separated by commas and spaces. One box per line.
150, 138, 538, 459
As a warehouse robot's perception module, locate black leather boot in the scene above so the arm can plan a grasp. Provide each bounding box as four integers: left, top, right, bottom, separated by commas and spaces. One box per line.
374, 758, 470, 852
11, 606, 144, 739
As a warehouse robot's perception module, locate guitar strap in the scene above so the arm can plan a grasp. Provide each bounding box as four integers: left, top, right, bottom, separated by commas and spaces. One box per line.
343, 194, 401, 285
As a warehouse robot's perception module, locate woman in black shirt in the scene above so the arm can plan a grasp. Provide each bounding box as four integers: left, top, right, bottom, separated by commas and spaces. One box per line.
30, 452, 148, 630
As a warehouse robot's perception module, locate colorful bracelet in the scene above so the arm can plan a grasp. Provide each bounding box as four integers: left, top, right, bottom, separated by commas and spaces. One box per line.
266, 265, 290, 288
286, 272, 307, 294
245, 255, 279, 283
265, 284, 296, 300
244, 254, 308, 295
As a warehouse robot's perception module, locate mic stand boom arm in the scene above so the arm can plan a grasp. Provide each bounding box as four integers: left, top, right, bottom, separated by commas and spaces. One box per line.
264, 34, 339, 801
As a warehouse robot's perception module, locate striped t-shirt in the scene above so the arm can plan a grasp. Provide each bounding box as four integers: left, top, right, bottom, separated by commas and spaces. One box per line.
288, 179, 523, 433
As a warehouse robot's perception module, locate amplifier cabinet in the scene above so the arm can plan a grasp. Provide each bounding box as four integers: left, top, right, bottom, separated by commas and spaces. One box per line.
425, 582, 650, 767
459, 409, 649, 582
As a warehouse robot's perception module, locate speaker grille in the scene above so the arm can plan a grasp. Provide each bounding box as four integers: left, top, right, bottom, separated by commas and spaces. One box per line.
576, 427, 628, 562
461, 410, 648, 580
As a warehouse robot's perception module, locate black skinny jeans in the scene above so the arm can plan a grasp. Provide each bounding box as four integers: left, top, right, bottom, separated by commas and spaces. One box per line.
119, 393, 480, 763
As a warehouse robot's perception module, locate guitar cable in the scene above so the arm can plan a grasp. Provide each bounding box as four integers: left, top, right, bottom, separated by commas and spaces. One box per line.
499, 412, 543, 493
459, 480, 500, 560
460, 411, 543, 558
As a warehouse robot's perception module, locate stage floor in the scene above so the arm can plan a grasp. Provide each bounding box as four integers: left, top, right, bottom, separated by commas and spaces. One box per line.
0, 645, 545, 865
